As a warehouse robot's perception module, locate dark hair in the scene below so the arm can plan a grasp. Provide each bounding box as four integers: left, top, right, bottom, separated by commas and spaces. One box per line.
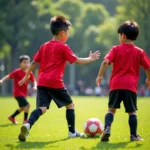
50, 16, 71, 35
118, 21, 140, 40
19, 55, 30, 63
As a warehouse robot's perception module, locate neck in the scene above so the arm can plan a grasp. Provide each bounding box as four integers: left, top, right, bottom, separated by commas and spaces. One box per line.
123, 40, 134, 44
52, 36, 62, 42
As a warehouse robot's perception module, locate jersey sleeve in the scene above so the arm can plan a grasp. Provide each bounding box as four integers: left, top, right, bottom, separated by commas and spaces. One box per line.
63, 45, 78, 64
140, 51, 150, 70
104, 46, 116, 65
29, 72, 35, 82
33, 45, 43, 63
9, 70, 17, 79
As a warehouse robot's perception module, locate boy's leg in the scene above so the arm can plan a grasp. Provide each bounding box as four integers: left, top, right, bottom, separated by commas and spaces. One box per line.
101, 90, 122, 142
122, 90, 143, 141
8, 107, 24, 124
8, 96, 26, 124
18, 86, 51, 141
49, 88, 83, 138
101, 108, 116, 141
66, 103, 75, 133
24, 104, 30, 123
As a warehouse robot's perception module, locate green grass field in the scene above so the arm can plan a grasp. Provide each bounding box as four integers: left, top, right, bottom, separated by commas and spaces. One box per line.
0, 96, 150, 150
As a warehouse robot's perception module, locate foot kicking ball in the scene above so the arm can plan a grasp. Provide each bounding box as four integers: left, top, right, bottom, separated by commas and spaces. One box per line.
84, 118, 104, 137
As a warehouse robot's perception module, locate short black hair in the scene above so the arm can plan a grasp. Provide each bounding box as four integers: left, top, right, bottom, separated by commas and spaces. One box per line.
50, 16, 71, 35
118, 21, 140, 40
19, 55, 30, 63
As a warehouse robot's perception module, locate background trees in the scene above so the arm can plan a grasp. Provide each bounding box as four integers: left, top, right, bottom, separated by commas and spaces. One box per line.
0, 0, 149, 94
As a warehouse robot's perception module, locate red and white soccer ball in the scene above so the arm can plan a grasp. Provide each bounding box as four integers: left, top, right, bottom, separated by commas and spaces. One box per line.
84, 118, 104, 137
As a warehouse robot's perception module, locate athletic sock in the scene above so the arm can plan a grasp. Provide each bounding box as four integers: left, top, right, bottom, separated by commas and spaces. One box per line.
11, 110, 20, 118
24, 112, 28, 120
28, 108, 42, 128
66, 109, 75, 133
104, 112, 114, 129
129, 114, 137, 136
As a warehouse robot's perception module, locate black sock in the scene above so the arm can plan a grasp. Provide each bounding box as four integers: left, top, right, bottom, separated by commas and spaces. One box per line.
28, 108, 42, 128
129, 114, 137, 136
105, 112, 114, 129
24, 112, 28, 120
11, 110, 20, 118
66, 109, 75, 133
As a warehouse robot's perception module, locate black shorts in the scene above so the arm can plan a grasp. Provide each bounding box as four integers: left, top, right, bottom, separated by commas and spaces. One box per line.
15, 96, 29, 107
36, 86, 73, 109
109, 90, 137, 113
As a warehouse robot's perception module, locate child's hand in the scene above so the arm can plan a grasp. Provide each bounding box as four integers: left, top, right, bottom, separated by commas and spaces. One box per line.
89, 51, 100, 61
18, 75, 28, 86
96, 76, 103, 86
33, 86, 37, 91
0, 80, 3, 86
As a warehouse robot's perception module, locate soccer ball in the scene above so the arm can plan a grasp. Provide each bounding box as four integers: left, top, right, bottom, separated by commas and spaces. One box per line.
84, 118, 104, 137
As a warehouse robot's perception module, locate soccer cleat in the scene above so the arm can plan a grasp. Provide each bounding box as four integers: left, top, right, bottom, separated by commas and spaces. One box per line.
130, 134, 144, 141
101, 126, 111, 142
68, 130, 84, 138
8, 116, 18, 124
18, 123, 30, 141
23, 120, 28, 124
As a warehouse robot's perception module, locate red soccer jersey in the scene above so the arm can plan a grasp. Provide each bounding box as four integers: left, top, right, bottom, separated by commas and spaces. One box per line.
104, 43, 150, 93
9, 68, 35, 97
33, 40, 78, 88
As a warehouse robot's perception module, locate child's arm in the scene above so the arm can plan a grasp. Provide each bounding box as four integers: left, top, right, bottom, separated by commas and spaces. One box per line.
0, 75, 10, 85
33, 80, 37, 90
74, 51, 100, 64
18, 60, 37, 86
146, 68, 150, 89
95, 59, 109, 86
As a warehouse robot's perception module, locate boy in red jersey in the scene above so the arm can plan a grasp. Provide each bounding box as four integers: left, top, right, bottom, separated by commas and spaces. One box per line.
96, 21, 150, 142
0, 55, 36, 124
18, 16, 100, 141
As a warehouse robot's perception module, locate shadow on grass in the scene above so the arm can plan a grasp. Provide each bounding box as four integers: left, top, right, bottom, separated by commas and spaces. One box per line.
0, 123, 17, 127
12, 138, 69, 149
80, 141, 143, 150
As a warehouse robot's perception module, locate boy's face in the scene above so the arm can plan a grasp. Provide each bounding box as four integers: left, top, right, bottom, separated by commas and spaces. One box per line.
20, 59, 30, 69
59, 29, 70, 43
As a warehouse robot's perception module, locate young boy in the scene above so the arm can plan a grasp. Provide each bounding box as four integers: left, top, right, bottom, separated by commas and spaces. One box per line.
96, 21, 150, 142
18, 16, 100, 141
0, 55, 36, 124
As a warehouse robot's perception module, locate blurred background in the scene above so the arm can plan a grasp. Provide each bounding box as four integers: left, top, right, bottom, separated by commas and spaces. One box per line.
0, 0, 150, 96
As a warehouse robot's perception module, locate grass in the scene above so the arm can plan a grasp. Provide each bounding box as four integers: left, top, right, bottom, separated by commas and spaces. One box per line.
0, 96, 150, 150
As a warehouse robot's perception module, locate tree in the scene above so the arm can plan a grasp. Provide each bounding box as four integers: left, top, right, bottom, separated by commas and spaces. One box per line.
117, 0, 150, 56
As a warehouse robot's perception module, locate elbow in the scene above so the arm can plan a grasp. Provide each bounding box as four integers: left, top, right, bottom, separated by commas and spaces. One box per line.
102, 59, 109, 65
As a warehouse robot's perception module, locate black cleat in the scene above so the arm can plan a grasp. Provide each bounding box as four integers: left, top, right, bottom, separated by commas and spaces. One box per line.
101, 126, 111, 142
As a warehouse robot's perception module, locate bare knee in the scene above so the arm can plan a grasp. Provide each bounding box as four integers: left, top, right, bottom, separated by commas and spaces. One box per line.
108, 108, 116, 114
66, 103, 75, 109
128, 112, 136, 116
39, 107, 47, 114
19, 107, 24, 112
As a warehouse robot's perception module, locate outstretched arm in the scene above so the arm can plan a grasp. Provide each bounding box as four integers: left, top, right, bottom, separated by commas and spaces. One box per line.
95, 59, 109, 86
18, 60, 37, 86
0, 75, 10, 85
74, 51, 100, 64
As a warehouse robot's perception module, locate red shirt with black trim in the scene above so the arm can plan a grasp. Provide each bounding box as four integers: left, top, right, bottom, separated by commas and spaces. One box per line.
9, 68, 35, 97
104, 44, 150, 93
33, 40, 78, 88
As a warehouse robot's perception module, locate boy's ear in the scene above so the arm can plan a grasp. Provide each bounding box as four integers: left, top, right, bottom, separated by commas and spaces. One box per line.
59, 31, 65, 37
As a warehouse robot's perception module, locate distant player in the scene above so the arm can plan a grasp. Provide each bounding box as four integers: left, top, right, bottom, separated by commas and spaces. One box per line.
18, 16, 100, 141
96, 21, 150, 142
0, 55, 36, 124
